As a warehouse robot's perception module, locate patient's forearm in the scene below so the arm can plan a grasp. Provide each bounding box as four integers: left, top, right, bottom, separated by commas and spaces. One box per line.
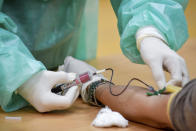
95, 84, 172, 129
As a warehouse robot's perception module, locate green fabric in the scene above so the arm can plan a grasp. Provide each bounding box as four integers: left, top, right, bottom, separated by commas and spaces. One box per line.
111, 0, 189, 64
0, 0, 98, 112
3, 0, 98, 69
0, 24, 46, 112
75, 0, 98, 60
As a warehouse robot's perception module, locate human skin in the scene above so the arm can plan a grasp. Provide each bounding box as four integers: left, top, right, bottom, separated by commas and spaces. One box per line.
95, 83, 173, 129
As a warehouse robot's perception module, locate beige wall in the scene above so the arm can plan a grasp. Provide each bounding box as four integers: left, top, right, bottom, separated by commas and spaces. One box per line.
97, 0, 196, 57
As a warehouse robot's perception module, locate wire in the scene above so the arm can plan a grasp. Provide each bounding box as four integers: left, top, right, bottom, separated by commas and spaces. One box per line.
105, 68, 154, 96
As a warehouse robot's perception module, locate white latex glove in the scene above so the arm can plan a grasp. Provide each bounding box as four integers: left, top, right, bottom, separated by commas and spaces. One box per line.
137, 26, 189, 89
18, 70, 80, 112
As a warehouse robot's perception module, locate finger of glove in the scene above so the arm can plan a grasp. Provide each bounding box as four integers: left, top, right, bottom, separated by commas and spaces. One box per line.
64, 56, 97, 74
64, 86, 80, 103
48, 71, 76, 86
181, 63, 190, 86
149, 62, 166, 89
166, 61, 182, 86
43, 86, 80, 111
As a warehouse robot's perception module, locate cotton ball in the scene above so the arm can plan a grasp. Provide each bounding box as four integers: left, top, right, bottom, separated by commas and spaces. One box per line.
92, 106, 128, 128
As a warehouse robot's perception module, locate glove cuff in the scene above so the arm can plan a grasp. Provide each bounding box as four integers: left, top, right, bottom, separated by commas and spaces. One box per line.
80, 75, 107, 103
136, 26, 168, 51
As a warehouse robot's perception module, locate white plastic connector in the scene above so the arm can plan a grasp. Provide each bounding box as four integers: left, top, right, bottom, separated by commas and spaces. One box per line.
96, 69, 106, 74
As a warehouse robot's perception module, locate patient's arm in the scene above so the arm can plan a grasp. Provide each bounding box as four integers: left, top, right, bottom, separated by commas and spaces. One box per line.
95, 83, 172, 129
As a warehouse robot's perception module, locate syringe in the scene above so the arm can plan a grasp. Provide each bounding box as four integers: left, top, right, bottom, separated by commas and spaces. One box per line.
51, 69, 106, 95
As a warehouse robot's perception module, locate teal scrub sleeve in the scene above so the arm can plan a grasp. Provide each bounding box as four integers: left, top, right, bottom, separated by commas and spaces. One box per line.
111, 0, 189, 64
0, 13, 46, 112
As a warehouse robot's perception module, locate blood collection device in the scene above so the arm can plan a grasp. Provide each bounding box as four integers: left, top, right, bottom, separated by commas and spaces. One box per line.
51, 72, 92, 95
52, 69, 106, 95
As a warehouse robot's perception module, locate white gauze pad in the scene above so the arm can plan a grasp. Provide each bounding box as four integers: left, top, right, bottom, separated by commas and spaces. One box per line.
92, 106, 128, 128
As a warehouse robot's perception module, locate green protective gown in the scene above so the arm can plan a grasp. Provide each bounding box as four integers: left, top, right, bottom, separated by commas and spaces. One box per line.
0, 0, 99, 112
111, 0, 189, 64
0, 0, 188, 112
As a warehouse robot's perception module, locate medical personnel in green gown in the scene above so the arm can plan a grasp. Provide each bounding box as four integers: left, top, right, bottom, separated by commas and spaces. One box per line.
0, 0, 189, 112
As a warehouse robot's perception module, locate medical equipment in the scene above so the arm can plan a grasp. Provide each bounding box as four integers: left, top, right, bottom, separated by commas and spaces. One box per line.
97, 68, 181, 96
52, 69, 107, 95
146, 85, 182, 96
5, 116, 22, 121
165, 85, 181, 93
52, 68, 179, 96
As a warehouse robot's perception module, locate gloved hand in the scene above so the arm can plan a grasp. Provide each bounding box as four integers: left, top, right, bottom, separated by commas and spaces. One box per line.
137, 26, 189, 89
18, 70, 80, 112
58, 56, 100, 75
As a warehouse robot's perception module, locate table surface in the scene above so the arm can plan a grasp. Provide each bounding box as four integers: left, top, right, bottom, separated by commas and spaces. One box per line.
0, 99, 164, 131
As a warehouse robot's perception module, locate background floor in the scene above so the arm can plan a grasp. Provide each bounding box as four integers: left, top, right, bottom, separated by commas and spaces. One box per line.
1, 0, 196, 131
